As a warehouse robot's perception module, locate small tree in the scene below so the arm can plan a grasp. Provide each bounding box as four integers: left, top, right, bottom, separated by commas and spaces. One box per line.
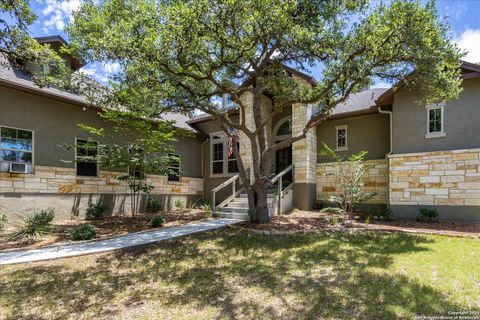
319, 142, 376, 212
63, 109, 184, 219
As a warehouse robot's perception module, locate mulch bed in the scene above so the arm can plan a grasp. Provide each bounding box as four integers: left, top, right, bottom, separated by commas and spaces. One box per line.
0, 209, 208, 251
238, 210, 480, 238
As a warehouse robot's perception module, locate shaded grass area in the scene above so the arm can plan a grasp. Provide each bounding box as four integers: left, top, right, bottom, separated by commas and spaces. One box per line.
0, 230, 479, 319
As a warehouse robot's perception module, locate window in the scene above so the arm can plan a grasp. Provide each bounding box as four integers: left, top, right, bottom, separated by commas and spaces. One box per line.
210, 132, 239, 176
335, 125, 348, 151
425, 104, 445, 138
76, 138, 98, 176
0, 126, 34, 173
167, 153, 181, 182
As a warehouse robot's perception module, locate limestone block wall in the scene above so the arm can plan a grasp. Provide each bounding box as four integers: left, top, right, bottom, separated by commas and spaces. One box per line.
389, 149, 480, 206
316, 159, 389, 204
0, 165, 203, 220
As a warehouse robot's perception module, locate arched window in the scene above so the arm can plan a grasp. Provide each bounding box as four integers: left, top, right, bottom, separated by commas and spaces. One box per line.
274, 117, 292, 141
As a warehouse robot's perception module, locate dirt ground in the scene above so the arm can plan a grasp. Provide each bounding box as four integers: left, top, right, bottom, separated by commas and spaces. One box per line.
0, 209, 208, 251
239, 210, 480, 238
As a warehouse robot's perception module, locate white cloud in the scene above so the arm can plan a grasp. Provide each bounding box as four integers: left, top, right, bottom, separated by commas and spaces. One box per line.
103, 62, 121, 73
454, 29, 480, 64
38, 0, 81, 32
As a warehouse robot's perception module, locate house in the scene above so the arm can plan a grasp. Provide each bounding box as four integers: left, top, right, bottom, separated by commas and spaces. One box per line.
1, 36, 480, 221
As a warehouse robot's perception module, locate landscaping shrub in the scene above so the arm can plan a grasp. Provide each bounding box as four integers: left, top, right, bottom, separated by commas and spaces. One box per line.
320, 207, 345, 215
71, 224, 97, 240
8, 208, 55, 242
0, 212, 7, 235
174, 199, 184, 210
379, 207, 393, 221
146, 197, 162, 213
86, 201, 108, 220
202, 204, 213, 218
150, 216, 165, 228
418, 208, 439, 222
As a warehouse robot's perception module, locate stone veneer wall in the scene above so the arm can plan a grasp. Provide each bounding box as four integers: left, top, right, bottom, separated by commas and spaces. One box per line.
316, 159, 389, 204
0, 165, 203, 220
389, 149, 480, 206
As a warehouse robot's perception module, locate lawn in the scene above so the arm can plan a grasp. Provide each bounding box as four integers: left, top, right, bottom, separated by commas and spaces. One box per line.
0, 230, 479, 319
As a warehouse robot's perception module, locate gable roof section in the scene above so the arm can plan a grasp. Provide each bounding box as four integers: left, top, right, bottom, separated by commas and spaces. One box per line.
376, 60, 480, 106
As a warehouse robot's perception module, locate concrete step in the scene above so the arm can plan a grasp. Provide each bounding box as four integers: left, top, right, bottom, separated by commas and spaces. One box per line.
219, 207, 249, 214
239, 193, 276, 199
214, 212, 248, 220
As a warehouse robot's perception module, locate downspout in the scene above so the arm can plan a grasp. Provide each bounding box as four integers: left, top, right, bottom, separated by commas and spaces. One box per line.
378, 105, 392, 210
378, 106, 392, 156
201, 138, 209, 179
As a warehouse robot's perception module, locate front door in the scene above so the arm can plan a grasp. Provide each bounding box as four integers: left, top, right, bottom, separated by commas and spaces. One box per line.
275, 145, 292, 184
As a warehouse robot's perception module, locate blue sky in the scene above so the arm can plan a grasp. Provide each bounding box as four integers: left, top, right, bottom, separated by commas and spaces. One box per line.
26, 0, 480, 85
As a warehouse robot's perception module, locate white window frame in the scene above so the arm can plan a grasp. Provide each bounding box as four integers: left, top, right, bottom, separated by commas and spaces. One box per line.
0, 125, 35, 173
425, 103, 446, 138
75, 137, 99, 177
167, 153, 181, 182
209, 131, 239, 177
335, 124, 348, 151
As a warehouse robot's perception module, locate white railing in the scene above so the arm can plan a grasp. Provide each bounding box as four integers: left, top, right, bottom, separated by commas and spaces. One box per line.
271, 165, 294, 214
212, 172, 245, 213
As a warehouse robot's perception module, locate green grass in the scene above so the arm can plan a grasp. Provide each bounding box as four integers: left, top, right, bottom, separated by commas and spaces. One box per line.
0, 230, 479, 319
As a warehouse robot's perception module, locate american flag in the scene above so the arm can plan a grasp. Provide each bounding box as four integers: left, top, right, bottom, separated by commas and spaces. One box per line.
228, 137, 234, 157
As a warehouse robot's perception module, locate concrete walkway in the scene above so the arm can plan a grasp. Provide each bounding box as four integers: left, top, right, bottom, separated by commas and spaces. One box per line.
0, 218, 241, 266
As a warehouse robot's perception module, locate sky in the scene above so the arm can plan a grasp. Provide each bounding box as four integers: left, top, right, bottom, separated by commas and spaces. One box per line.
25, 0, 480, 86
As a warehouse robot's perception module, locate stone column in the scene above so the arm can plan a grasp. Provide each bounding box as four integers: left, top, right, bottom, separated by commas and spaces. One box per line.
291, 102, 317, 210
239, 92, 254, 180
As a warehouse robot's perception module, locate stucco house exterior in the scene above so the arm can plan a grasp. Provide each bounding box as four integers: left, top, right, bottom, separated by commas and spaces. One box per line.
1, 36, 480, 221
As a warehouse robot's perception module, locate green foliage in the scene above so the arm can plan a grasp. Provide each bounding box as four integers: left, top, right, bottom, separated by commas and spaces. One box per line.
146, 197, 162, 213
329, 217, 339, 225
174, 199, 185, 210
86, 202, 108, 220
70, 224, 97, 240
418, 208, 439, 222
66, 0, 463, 223
8, 208, 55, 242
0, 213, 7, 234
202, 204, 213, 219
320, 207, 345, 215
150, 216, 165, 228
319, 142, 376, 212
370, 207, 394, 221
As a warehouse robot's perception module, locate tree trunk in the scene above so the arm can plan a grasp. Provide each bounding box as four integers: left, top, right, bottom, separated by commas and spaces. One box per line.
246, 181, 270, 224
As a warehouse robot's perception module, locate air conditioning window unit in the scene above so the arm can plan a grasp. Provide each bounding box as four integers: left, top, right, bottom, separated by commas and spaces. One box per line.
9, 162, 28, 173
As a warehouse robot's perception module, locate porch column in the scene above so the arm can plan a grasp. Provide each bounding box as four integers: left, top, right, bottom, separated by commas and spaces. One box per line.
291, 102, 317, 210
239, 92, 254, 180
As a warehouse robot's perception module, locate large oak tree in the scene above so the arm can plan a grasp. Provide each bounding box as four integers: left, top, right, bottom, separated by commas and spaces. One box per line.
67, 0, 463, 223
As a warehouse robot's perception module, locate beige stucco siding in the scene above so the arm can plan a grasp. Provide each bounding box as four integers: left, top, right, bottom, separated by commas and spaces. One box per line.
392, 78, 480, 154
317, 113, 390, 162
0, 86, 203, 178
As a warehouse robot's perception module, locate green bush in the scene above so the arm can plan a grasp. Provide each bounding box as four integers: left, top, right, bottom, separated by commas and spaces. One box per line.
8, 208, 55, 242
86, 201, 108, 220
418, 208, 439, 222
150, 216, 165, 228
71, 224, 97, 240
174, 199, 184, 210
146, 197, 162, 213
379, 208, 393, 221
202, 204, 213, 218
319, 207, 345, 215
0, 212, 7, 234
